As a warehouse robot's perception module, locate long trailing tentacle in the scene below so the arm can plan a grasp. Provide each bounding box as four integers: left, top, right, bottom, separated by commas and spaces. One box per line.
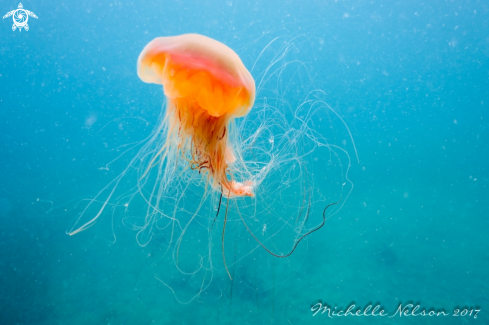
237, 201, 339, 258
222, 189, 232, 279
211, 188, 223, 230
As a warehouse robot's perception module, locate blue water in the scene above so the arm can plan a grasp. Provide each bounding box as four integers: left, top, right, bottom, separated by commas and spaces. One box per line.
1, 0, 488, 324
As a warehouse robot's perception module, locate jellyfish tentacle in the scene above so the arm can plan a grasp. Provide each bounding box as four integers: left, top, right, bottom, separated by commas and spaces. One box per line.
237, 201, 339, 258
222, 189, 232, 280
211, 187, 223, 230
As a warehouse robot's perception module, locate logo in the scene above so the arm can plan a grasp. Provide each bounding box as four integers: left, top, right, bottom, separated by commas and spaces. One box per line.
3, 3, 37, 32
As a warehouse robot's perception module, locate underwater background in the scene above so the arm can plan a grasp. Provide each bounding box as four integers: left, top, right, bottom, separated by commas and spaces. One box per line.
1, 0, 488, 324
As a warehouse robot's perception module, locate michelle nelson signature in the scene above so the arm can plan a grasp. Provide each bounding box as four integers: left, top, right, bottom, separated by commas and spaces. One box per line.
311, 303, 481, 319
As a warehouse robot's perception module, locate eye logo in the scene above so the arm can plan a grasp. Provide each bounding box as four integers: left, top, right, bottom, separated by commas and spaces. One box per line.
3, 3, 37, 32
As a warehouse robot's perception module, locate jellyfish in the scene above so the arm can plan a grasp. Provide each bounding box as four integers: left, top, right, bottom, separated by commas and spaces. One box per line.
68, 34, 355, 302
137, 34, 256, 198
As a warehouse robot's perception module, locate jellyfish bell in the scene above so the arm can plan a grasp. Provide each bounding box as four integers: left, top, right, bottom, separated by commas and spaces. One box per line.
137, 34, 256, 198
137, 34, 255, 118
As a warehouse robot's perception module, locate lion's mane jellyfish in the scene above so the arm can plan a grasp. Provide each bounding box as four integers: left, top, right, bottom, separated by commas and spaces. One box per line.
69, 34, 355, 302
138, 34, 256, 198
